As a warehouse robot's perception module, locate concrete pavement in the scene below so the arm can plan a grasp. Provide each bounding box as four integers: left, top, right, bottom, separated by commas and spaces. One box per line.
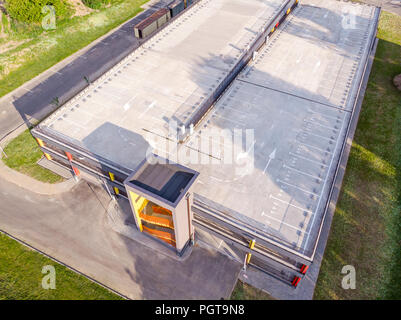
0, 0, 242, 299
359, 0, 401, 16
0, 176, 241, 299
0, 0, 173, 141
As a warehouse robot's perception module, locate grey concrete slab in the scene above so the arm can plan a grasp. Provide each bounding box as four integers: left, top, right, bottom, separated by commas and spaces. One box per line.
359, 0, 401, 16
107, 198, 194, 261
37, 157, 73, 179
238, 35, 379, 299
38, 0, 289, 171
239, 0, 377, 111
0, 0, 176, 141
176, 0, 378, 257
0, 157, 76, 195
0, 177, 241, 299
185, 80, 351, 257
35, 0, 379, 258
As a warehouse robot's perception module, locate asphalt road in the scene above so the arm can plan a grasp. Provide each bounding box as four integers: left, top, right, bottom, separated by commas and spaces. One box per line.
0, 0, 172, 140
0, 177, 241, 299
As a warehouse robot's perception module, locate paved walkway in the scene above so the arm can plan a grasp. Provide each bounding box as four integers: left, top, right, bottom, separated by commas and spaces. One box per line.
0, 0, 242, 300
0, 176, 241, 299
360, 0, 401, 16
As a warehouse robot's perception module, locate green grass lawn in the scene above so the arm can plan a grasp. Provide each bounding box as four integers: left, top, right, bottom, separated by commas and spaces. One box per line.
313, 10, 401, 300
231, 281, 273, 300
0, 232, 122, 300
2, 129, 63, 183
0, 0, 149, 98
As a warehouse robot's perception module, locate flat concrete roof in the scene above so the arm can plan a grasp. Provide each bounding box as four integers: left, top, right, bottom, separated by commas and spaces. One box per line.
128, 161, 197, 204
39, 0, 287, 171
180, 0, 378, 256
38, 0, 379, 256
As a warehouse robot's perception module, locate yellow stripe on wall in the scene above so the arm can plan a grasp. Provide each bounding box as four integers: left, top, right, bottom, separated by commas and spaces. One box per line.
36, 138, 45, 147
128, 190, 145, 232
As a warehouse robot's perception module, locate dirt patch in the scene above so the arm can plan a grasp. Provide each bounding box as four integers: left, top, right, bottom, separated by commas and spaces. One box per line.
0, 11, 8, 38
0, 39, 28, 54
393, 74, 401, 91
0, 36, 58, 80
68, 0, 93, 17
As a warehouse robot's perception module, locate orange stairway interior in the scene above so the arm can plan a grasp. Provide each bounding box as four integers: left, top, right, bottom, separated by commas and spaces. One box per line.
142, 225, 176, 247
140, 203, 175, 247
152, 205, 172, 216
139, 211, 174, 229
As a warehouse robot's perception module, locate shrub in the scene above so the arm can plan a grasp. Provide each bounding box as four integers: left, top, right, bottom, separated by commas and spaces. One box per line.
82, 0, 111, 10
5, 0, 72, 23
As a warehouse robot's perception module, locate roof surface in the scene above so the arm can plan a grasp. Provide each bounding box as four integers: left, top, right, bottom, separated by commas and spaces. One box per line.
38, 0, 379, 256
131, 163, 194, 203
135, 8, 170, 30
40, 0, 287, 170
180, 0, 378, 255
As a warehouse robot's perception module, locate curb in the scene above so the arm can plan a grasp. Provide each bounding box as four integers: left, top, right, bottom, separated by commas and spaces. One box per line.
107, 199, 194, 262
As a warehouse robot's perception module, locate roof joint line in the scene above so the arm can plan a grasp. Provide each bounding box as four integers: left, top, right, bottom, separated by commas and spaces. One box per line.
237, 78, 352, 113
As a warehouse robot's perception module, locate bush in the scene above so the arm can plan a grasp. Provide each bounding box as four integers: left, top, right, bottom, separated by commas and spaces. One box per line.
82, 0, 111, 10
5, 0, 72, 23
